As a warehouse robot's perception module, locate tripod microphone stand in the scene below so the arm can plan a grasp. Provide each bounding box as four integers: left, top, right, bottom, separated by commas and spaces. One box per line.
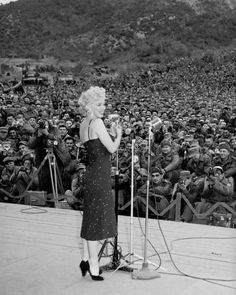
131, 123, 161, 280
98, 149, 133, 273
129, 138, 166, 270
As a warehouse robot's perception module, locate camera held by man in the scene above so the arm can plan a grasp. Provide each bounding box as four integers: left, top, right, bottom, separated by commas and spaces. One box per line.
203, 166, 234, 201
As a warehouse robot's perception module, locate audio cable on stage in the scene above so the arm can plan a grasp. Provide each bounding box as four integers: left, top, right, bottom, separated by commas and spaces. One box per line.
155, 216, 236, 289
20, 206, 48, 214
132, 198, 236, 289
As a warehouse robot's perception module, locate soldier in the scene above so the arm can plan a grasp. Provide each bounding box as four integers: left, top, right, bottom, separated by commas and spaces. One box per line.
137, 167, 172, 218
152, 139, 181, 185
10, 153, 39, 196
186, 142, 212, 177
169, 170, 204, 222
0, 157, 19, 202
229, 136, 236, 158
213, 142, 236, 186
193, 166, 234, 223
64, 135, 77, 160
65, 163, 86, 210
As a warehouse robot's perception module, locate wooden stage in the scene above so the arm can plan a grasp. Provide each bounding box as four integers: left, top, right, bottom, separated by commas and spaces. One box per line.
0, 203, 236, 295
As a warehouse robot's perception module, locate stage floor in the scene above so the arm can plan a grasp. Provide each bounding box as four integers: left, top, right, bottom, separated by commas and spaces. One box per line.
0, 203, 236, 295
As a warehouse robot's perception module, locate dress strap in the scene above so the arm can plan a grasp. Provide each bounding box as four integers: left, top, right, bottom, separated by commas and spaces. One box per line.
88, 119, 93, 140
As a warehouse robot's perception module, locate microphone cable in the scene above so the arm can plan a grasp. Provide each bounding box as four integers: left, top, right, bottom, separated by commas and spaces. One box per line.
155, 215, 236, 289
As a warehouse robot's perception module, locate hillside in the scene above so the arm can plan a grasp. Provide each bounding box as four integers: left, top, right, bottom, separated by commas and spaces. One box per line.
0, 0, 236, 69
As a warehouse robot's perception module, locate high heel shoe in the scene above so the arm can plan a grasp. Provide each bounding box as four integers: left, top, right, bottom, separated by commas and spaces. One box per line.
88, 267, 104, 281
79, 260, 103, 277
80, 260, 89, 277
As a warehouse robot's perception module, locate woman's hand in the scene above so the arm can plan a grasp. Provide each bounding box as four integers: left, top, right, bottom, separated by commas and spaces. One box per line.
110, 122, 122, 138
115, 123, 122, 138
109, 122, 117, 137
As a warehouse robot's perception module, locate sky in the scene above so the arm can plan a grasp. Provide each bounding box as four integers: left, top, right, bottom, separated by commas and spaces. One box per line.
0, 0, 19, 5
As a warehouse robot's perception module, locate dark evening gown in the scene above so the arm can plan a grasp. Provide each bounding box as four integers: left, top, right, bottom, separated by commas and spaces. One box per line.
80, 125, 117, 241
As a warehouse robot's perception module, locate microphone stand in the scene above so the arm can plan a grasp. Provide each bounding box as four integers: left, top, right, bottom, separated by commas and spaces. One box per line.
98, 131, 133, 273
111, 150, 121, 265
129, 139, 135, 264
132, 125, 161, 280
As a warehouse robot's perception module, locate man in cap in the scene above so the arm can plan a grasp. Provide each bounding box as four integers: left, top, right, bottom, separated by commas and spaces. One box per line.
0, 139, 15, 166
152, 139, 181, 184
0, 156, 19, 202
137, 139, 151, 170
186, 141, 212, 177
16, 141, 31, 158
169, 170, 204, 222
213, 142, 236, 181
193, 166, 235, 224
14, 112, 35, 141
229, 136, 236, 158
0, 126, 8, 144
137, 166, 172, 217
28, 121, 71, 194
177, 133, 195, 167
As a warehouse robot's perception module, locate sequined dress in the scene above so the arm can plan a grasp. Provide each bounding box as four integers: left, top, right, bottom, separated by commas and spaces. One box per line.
80, 137, 117, 241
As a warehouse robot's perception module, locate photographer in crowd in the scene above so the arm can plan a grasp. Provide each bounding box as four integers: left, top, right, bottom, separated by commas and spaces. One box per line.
168, 170, 204, 222
193, 166, 235, 223
28, 118, 71, 194
0, 53, 236, 225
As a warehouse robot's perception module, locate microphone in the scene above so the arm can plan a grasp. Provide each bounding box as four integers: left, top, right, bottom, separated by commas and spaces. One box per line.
108, 114, 120, 122
148, 117, 162, 129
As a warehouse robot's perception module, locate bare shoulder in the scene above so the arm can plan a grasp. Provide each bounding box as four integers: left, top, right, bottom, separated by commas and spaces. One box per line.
80, 119, 87, 133
92, 118, 105, 130
93, 118, 103, 124
79, 119, 88, 142
80, 119, 86, 129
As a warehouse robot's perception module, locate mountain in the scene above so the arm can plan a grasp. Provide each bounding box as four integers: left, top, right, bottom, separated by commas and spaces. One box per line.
0, 0, 236, 69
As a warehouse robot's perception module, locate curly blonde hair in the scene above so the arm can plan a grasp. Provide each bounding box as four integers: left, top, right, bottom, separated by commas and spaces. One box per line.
78, 86, 106, 114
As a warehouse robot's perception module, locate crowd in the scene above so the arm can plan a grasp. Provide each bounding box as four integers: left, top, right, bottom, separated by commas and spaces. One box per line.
0, 56, 236, 226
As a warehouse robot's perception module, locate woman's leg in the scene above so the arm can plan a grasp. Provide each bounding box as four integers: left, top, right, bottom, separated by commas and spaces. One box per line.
81, 238, 89, 261
87, 240, 99, 275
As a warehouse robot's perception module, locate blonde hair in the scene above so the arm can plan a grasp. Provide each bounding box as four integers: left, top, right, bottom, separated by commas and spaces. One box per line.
78, 86, 106, 113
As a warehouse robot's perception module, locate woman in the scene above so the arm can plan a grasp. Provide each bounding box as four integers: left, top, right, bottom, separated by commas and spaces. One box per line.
78, 86, 122, 281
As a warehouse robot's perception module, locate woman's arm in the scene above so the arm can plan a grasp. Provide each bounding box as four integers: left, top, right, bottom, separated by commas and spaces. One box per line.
95, 119, 122, 154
